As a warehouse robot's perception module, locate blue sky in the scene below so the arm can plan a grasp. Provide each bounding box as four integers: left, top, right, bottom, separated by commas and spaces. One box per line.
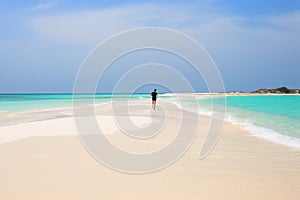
0, 0, 300, 93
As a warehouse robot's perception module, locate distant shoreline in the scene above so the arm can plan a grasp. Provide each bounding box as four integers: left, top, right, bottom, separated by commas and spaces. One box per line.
0, 87, 299, 95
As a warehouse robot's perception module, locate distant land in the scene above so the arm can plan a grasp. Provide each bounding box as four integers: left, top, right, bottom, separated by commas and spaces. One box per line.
251, 86, 300, 94
222, 87, 300, 95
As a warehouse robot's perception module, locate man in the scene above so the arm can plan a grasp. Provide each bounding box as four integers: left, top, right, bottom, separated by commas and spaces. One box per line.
151, 89, 158, 110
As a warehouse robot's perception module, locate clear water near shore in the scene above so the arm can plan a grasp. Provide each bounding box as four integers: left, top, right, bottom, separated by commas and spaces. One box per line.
178, 95, 300, 148
1, 93, 299, 148
0, 94, 152, 113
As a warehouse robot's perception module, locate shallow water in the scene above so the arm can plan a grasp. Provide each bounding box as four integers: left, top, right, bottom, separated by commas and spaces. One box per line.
1, 93, 299, 148
176, 95, 300, 148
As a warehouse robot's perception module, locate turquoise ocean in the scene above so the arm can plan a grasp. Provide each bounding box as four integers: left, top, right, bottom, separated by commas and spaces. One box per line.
0, 94, 299, 148
176, 95, 300, 149
0, 94, 150, 113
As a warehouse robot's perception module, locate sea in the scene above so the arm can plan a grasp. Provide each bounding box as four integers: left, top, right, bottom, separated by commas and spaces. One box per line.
0, 94, 299, 148
177, 94, 300, 149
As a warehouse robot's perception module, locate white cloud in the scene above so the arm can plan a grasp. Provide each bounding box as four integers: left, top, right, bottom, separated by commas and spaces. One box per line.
27, 2, 217, 46
24, 0, 56, 12
27, 2, 300, 48
26, 2, 300, 77
267, 11, 300, 29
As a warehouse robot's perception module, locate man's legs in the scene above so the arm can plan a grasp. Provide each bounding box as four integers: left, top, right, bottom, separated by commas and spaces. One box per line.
152, 100, 156, 110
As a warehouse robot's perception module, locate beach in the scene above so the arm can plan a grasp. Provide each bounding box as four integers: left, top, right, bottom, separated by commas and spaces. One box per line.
0, 98, 300, 200
2, 0, 300, 198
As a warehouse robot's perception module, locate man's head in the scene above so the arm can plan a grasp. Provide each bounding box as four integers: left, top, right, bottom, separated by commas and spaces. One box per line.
154, 89, 157, 92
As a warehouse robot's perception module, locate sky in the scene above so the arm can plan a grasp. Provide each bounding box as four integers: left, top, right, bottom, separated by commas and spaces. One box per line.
0, 0, 300, 93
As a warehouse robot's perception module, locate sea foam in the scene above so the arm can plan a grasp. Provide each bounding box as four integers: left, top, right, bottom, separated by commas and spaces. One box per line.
167, 97, 300, 149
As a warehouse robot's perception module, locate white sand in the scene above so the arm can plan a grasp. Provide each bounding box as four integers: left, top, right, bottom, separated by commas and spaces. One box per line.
0, 101, 299, 200
0, 114, 152, 144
